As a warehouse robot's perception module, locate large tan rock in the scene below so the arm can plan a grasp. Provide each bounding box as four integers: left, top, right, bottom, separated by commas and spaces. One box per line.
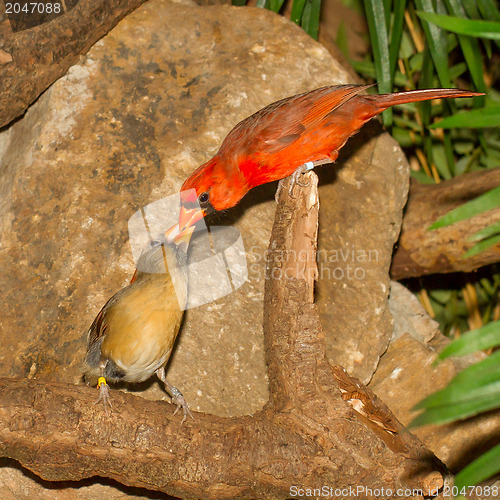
4, 0, 489, 498
0, 0, 352, 422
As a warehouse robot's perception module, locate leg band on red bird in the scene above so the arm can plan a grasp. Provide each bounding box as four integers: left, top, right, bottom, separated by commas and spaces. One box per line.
275, 159, 331, 202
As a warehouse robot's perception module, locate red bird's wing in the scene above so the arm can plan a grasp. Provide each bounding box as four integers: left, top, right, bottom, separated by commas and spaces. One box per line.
221, 84, 372, 157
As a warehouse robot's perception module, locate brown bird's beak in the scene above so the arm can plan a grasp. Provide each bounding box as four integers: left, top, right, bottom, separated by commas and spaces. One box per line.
171, 224, 195, 248
165, 205, 205, 242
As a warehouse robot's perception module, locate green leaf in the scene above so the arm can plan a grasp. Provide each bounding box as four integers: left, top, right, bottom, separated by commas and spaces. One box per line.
430, 107, 500, 129
470, 220, 500, 241
301, 0, 321, 40
455, 443, 500, 490
478, 0, 500, 21
416, 11, 500, 39
463, 233, 500, 258
290, 0, 306, 23
436, 350, 500, 391
442, 0, 488, 95
410, 169, 435, 183
461, 0, 482, 20
414, 1, 452, 88
428, 185, 500, 230
410, 350, 500, 426
392, 126, 422, 147
336, 21, 349, 59
449, 62, 468, 80
410, 384, 500, 426
389, 0, 407, 80
350, 60, 408, 87
439, 320, 500, 358
432, 143, 452, 179
269, 0, 285, 12
363, 0, 392, 125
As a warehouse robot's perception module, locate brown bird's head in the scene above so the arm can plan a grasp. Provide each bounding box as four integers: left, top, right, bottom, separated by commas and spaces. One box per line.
167, 155, 248, 240
132, 225, 195, 284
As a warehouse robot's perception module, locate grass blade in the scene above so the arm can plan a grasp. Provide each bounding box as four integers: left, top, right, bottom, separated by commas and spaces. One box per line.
428, 185, 500, 230
463, 234, 500, 258
414, 0, 452, 88
454, 443, 500, 490
269, 0, 286, 12
363, 0, 392, 125
442, 0, 487, 96
410, 388, 500, 426
389, 0, 407, 80
469, 220, 500, 241
416, 11, 500, 39
301, 0, 321, 40
430, 106, 500, 128
290, 0, 307, 24
439, 320, 500, 358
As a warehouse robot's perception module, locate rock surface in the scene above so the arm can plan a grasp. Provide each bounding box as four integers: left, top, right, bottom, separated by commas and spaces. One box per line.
1, 0, 495, 498
0, 0, 351, 422
370, 283, 499, 478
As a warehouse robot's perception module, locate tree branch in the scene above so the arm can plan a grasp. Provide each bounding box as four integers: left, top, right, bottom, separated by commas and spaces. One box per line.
392, 166, 500, 280
0, 0, 146, 129
0, 172, 447, 498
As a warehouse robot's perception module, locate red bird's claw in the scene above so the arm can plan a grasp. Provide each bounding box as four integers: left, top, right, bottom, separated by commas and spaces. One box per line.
295, 176, 311, 188
170, 386, 195, 424
288, 163, 312, 198
275, 163, 311, 202
95, 381, 112, 416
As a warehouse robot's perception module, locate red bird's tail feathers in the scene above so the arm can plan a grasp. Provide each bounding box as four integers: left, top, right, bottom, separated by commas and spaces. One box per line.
366, 88, 484, 110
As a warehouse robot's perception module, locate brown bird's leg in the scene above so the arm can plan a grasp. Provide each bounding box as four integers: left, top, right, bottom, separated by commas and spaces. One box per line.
156, 367, 194, 424
275, 159, 333, 202
95, 359, 112, 415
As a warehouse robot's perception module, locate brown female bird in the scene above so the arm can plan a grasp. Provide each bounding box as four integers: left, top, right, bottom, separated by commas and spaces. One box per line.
169, 84, 483, 235
83, 227, 195, 422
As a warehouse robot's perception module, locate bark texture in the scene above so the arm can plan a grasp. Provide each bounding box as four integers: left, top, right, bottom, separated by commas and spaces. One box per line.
0, 173, 447, 499
0, 0, 146, 129
391, 166, 500, 280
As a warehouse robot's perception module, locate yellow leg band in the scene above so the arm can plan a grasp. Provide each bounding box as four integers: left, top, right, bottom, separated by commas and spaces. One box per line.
98, 377, 107, 387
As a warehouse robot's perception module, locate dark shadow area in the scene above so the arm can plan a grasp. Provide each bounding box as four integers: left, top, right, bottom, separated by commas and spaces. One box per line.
442, 410, 500, 474
0, 457, 178, 499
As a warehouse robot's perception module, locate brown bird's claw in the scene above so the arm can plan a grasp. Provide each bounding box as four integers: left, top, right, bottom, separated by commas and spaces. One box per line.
95, 377, 112, 416
170, 387, 195, 425
157, 368, 194, 424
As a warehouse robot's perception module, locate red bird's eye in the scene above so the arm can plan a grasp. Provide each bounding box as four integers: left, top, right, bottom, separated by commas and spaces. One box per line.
198, 192, 209, 204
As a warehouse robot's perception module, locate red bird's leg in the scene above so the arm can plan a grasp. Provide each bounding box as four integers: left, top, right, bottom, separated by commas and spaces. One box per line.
156, 367, 194, 424
275, 159, 332, 202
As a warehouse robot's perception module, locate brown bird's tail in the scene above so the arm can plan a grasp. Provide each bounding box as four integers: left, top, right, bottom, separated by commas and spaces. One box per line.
366, 88, 484, 110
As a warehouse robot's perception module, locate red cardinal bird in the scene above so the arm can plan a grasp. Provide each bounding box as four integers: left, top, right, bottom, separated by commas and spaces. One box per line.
168, 84, 483, 235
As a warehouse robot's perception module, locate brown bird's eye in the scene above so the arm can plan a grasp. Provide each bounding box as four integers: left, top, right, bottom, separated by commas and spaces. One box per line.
198, 192, 209, 205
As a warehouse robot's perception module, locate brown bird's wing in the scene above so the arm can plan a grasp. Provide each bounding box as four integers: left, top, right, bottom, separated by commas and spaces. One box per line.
86, 290, 125, 350
221, 84, 373, 157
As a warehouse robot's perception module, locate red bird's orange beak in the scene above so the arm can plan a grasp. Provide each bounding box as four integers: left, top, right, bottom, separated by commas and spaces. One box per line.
165, 205, 205, 242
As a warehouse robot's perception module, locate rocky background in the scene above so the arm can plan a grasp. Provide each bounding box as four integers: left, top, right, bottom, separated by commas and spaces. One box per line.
0, 0, 498, 498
